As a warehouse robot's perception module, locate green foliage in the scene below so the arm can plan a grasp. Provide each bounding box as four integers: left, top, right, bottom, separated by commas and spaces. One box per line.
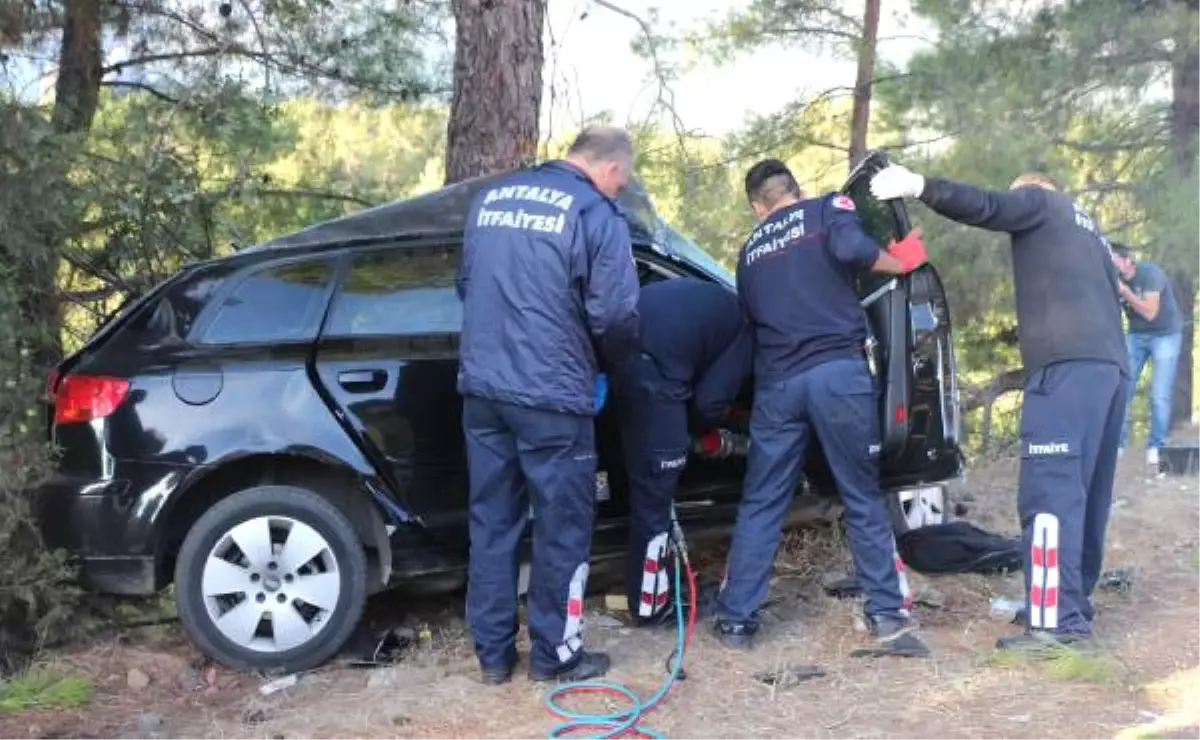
0, 668, 92, 711
0, 103, 86, 677
685, 0, 860, 62
678, 0, 1197, 423
0, 0, 452, 675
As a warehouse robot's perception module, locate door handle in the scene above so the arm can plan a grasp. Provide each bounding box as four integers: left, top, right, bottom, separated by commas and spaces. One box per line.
337, 369, 387, 392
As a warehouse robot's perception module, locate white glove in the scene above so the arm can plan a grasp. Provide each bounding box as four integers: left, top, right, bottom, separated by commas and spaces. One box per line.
870, 164, 926, 201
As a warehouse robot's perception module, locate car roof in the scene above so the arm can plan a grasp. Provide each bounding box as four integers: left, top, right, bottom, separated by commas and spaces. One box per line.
242, 167, 658, 253
226, 165, 734, 286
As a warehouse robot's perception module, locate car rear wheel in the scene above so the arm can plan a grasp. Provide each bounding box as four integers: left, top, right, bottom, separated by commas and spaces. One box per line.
175, 484, 367, 673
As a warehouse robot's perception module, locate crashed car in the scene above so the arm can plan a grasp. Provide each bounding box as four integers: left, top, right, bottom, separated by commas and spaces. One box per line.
36, 150, 963, 672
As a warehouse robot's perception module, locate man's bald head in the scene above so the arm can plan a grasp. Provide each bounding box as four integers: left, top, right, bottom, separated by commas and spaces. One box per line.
1010, 172, 1060, 192
566, 126, 635, 197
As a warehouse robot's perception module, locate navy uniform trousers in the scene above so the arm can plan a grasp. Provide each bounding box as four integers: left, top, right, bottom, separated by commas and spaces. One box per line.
1018, 360, 1125, 636
613, 354, 690, 621
462, 396, 596, 676
718, 357, 905, 624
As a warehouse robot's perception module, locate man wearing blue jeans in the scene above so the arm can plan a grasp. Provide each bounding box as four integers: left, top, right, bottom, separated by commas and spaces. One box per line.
715, 159, 929, 656
1111, 244, 1183, 471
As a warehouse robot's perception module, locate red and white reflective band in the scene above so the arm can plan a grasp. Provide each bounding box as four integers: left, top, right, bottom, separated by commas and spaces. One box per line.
557, 562, 589, 663
893, 539, 913, 612
639, 532, 671, 618
1030, 513, 1060, 631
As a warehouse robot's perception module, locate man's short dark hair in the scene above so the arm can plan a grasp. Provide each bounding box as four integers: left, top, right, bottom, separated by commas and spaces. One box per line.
745, 159, 801, 206
567, 125, 634, 164
1110, 242, 1134, 260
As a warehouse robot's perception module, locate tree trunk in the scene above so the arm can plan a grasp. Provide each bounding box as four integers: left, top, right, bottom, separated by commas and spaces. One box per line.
1170, 270, 1195, 428
1168, 1, 1198, 430
51, 0, 103, 136
445, 0, 545, 185
22, 0, 103, 370
847, 0, 880, 171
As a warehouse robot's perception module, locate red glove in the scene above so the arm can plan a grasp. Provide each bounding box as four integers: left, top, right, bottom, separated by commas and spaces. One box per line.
886, 228, 927, 274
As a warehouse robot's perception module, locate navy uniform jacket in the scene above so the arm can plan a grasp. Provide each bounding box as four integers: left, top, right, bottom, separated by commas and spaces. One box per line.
919, 180, 1128, 376
631, 278, 751, 424
456, 161, 641, 416
737, 193, 881, 385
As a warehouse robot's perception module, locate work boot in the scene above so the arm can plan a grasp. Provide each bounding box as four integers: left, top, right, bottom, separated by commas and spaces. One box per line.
479, 645, 517, 685
480, 666, 514, 685
853, 613, 930, 658
714, 619, 757, 652
528, 651, 611, 683
996, 630, 1094, 654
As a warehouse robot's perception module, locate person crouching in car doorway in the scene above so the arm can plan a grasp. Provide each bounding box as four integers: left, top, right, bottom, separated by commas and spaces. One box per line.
715, 159, 930, 657
1110, 243, 1184, 473
456, 126, 641, 685
611, 277, 752, 626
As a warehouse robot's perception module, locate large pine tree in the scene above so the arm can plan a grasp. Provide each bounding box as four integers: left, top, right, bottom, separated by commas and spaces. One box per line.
445, 0, 545, 184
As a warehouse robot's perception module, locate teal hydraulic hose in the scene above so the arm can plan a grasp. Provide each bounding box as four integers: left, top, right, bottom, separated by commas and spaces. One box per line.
543, 516, 696, 739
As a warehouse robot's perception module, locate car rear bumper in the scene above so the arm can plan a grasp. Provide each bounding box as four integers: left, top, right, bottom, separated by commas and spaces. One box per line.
34, 474, 162, 595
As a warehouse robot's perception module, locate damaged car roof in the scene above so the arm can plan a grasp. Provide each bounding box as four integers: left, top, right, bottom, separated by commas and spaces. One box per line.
245, 168, 733, 285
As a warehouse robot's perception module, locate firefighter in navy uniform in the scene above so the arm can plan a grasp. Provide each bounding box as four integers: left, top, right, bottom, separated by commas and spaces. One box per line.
715, 159, 930, 655
612, 277, 752, 625
871, 164, 1128, 651
456, 126, 641, 685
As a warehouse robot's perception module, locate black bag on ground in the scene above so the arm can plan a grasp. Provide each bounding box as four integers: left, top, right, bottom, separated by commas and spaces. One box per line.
896, 521, 1022, 575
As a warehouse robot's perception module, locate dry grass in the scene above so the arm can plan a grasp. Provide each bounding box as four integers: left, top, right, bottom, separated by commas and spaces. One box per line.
4, 457, 1197, 739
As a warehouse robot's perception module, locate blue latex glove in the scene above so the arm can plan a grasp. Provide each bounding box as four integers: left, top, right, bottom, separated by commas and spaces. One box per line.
594, 373, 608, 413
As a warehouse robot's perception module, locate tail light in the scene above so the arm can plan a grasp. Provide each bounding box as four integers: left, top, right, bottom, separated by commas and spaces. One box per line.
53, 374, 130, 425
894, 404, 907, 424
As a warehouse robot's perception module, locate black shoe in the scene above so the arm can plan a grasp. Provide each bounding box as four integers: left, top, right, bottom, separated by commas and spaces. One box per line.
996, 630, 1094, 654
528, 651, 611, 683
714, 620, 757, 652
480, 666, 513, 685
852, 614, 930, 658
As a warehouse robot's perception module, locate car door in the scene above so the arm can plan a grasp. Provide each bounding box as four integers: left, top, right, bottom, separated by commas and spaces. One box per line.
313, 243, 470, 562
834, 150, 963, 486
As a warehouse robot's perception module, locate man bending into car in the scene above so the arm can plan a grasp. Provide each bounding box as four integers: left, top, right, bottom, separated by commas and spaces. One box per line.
715, 159, 930, 657
456, 126, 641, 685
612, 276, 752, 626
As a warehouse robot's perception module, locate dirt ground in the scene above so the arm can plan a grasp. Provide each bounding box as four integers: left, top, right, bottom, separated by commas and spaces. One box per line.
3, 458, 1197, 740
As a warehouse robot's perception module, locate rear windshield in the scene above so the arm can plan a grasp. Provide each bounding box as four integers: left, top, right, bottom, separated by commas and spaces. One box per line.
107, 263, 239, 351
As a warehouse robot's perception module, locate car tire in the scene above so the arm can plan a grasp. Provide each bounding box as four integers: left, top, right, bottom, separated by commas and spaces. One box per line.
888, 485, 949, 537
175, 484, 367, 673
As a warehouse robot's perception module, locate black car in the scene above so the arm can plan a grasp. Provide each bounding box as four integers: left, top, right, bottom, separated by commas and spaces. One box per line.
37, 151, 962, 672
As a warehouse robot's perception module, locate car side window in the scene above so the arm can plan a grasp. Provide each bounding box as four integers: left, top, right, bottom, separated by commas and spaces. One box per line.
326, 246, 461, 337
843, 172, 898, 246
201, 259, 335, 344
